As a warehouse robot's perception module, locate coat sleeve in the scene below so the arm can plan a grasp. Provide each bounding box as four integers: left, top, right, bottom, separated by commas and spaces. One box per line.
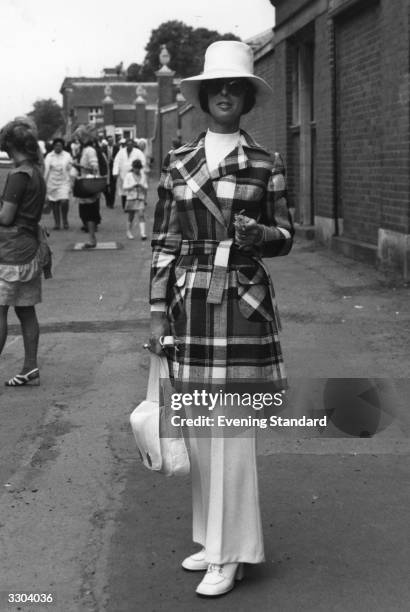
112, 151, 120, 176
257, 152, 294, 258
149, 152, 182, 306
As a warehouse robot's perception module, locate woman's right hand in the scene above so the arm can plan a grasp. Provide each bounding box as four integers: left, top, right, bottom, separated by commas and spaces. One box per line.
148, 311, 171, 354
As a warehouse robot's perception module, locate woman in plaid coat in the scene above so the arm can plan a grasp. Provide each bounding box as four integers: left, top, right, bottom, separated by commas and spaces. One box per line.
149, 41, 294, 597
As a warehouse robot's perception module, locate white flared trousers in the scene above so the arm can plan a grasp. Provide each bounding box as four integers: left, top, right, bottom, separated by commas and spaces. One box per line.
188, 429, 265, 565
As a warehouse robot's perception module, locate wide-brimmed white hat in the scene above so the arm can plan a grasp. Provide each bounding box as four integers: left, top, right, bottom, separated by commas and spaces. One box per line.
180, 41, 273, 108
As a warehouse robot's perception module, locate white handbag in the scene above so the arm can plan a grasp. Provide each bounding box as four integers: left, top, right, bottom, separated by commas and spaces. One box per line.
130, 353, 190, 476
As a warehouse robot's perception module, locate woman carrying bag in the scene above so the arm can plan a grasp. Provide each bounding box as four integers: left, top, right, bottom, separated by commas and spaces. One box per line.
72, 127, 101, 249
148, 41, 294, 597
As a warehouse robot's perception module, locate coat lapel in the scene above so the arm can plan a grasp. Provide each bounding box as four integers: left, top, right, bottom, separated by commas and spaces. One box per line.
173, 134, 227, 229
172, 130, 271, 230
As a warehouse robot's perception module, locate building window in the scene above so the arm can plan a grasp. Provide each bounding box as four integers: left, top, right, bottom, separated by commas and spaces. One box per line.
88, 107, 103, 124
122, 128, 135, 140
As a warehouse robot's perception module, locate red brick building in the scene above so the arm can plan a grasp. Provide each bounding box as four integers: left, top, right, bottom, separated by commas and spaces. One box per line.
269, 0, 410, 279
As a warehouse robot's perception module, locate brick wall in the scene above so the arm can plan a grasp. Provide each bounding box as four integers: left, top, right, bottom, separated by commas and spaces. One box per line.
180, 106, 208, 143
272, 0, 410, 242
289, 132, 300, 217
285, 42, 297, 213
313, 13, 333, 220
263, 37, 290, 203
151, 107, 177, 176
76, 108, 90, 125
379, 0, 410, 234
273, 41, 288, 160
151, 105, 208, 177
275, 0, 312, 25
335, 1, 382, 245
160, 107, 179, 158
113, 109, 135, 125
242, 50, 276, 153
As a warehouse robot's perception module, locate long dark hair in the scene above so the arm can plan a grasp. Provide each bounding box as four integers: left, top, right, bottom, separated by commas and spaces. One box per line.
0, 117, 42, 165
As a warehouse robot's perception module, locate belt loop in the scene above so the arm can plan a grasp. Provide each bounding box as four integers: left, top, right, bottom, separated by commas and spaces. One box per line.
206, 239, 233, 304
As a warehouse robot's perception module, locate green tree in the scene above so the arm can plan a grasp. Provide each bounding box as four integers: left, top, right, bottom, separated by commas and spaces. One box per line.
28, 98, 65, 141
140, 20, 240, 81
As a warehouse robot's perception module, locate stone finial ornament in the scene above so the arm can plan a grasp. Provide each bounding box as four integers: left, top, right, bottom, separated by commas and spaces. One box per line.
158, 44, 173, 73
135, 84, 147, 103
103, 84, 113, 104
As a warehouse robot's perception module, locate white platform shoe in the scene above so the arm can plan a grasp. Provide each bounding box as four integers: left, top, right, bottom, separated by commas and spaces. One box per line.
181, 549, 208, 571
196, 563, 244, 597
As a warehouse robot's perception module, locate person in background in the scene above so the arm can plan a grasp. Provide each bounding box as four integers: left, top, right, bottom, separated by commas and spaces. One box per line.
0, 117, 47, 386
44, 138, 73, 230
105, 135, 119, 208
112, 138, 145, 210
72, 127, 100, 248
122, 158, 148, 240
70, 137, 81, 160
94, 138, 110, 209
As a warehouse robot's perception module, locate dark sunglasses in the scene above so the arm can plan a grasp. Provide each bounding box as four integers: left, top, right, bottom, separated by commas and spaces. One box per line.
202, 79, 250, 97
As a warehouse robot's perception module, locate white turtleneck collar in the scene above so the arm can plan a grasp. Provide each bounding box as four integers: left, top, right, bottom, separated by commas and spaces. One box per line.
204, 129, 241, 173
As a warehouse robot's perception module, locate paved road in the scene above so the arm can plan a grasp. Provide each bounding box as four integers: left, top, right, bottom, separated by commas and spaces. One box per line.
0, 186, 409, 611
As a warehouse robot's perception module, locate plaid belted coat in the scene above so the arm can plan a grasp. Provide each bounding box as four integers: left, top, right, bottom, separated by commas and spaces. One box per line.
150, 129, 294, 387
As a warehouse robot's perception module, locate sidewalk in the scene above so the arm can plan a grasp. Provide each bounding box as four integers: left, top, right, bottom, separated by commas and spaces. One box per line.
0, 184, 409, 611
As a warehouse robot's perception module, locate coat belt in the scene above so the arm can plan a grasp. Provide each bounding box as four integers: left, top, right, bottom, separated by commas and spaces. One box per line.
179, 239, 281, 331
180, 239, 233, 304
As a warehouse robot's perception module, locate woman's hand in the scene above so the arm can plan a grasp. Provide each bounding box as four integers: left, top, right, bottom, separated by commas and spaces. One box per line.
234, 214, 263, 249
148, 311, 171, 355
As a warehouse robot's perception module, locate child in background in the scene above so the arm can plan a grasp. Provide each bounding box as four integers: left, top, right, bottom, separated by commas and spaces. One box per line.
122, 159, 148, 240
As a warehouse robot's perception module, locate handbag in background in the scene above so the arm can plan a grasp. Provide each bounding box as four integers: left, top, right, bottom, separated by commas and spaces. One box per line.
130, 353, 190, 477
72, 176, 107, 198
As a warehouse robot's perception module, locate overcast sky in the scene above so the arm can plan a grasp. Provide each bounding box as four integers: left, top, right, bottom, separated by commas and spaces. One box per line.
0, 0, 275, 126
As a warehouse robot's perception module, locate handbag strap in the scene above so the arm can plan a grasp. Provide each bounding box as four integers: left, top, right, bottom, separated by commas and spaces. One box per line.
146, 354, 169, 402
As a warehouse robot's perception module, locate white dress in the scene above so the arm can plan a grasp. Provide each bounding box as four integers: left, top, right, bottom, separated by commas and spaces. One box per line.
112, 148, 146, 197
44, 150, 72, 201
122, 170, 148, 211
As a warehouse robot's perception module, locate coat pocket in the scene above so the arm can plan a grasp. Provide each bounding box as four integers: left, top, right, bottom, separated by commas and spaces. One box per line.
167, 268, 187, 322
236, 267, 274, 323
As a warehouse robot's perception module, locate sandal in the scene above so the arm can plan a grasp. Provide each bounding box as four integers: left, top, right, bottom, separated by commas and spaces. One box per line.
82, 242, 97, 249
5, 368, 40, 387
